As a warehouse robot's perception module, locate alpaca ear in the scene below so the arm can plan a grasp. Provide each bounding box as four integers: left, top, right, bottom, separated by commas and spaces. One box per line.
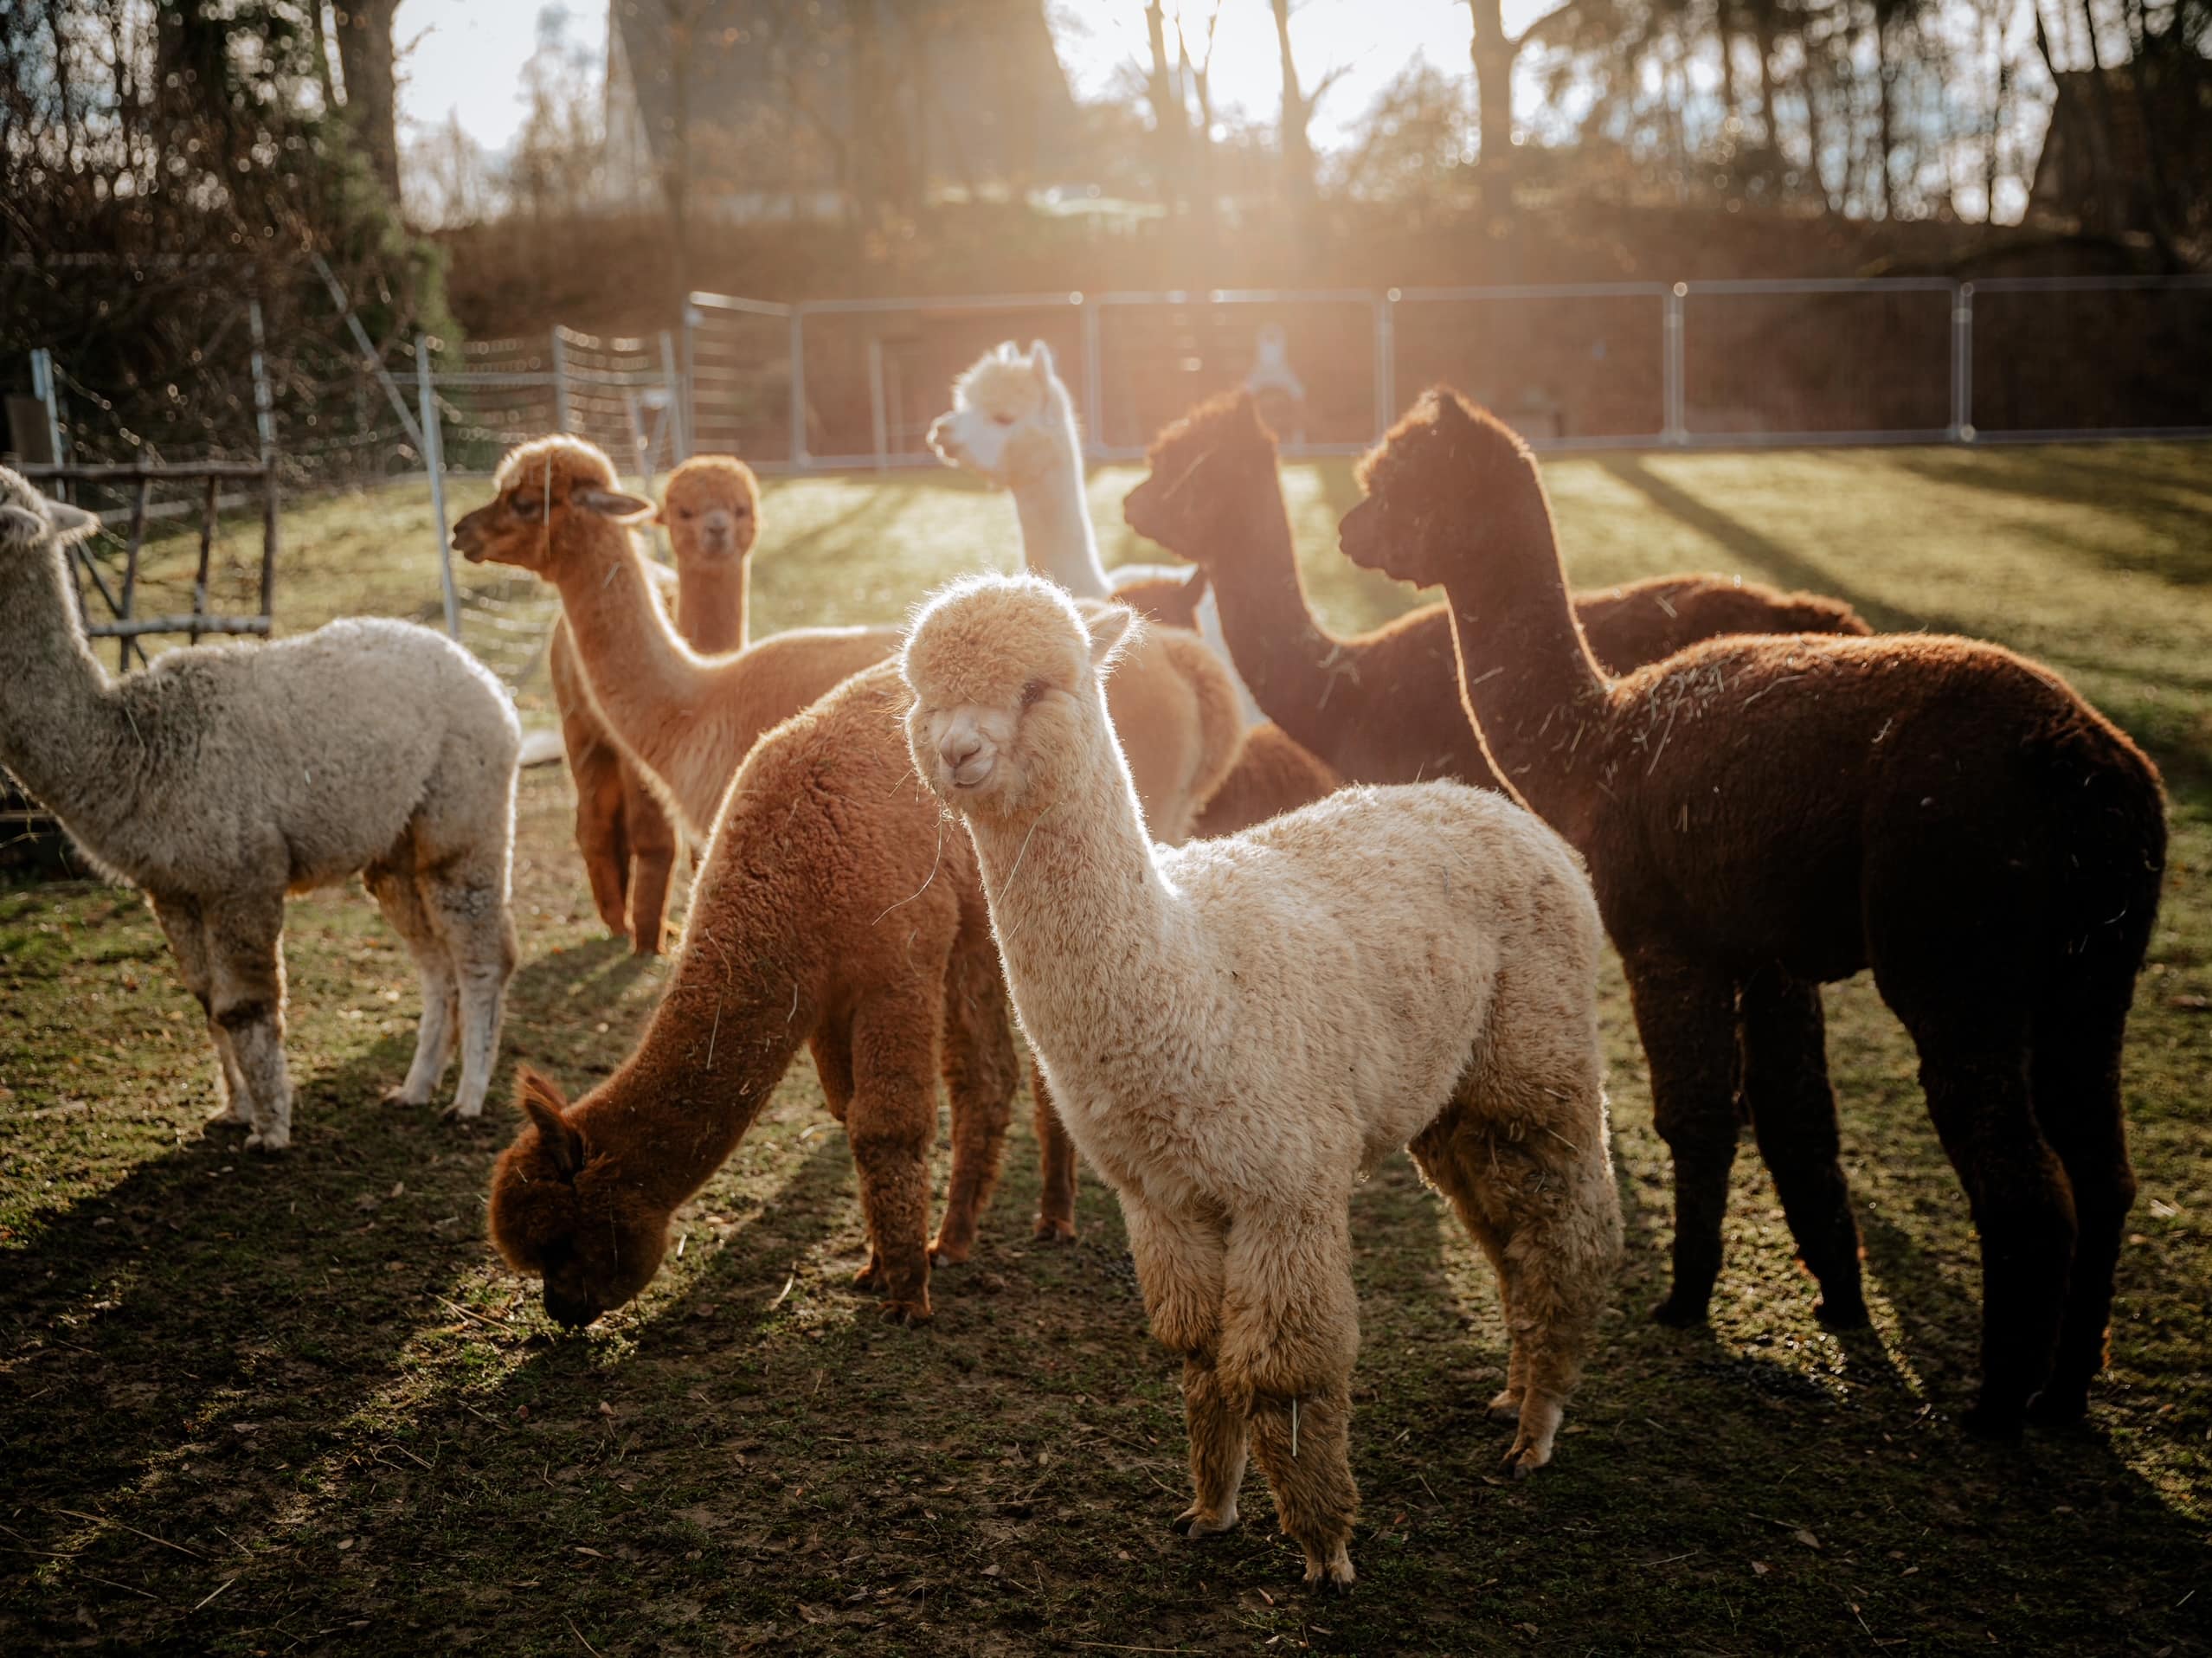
0, 504, 43, 548
517, 1068, 585, 1180
1085, 604, 1138, 673
574, 487, 654, 522
995, 339, 1020, 362
46, 498, 99, 538
1028, 340, 1057, 385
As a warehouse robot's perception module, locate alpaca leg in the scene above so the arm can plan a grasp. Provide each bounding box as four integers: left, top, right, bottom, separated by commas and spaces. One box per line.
1123, 1199, 1241, 1533
1220, 1211, 1361, 1589
619, 762, 678, 957
421, 856, 518, 1120
2025, 1002, 2135, 1429
812, 1022, 894, 1293
207, 895, 291, 1152
152, 895, 249, 1128
848, 986, 942, 1325
572, 740, 633, 939
931, 924, 1019, 1265
1739, 971, 1867, 1328
1625, 953, 1741, 1327
1409, 1131, 1521, 1420
1031, 1059, 1080, 1243
366, 859, 460, 1108
1913, 1038, 2074, 1440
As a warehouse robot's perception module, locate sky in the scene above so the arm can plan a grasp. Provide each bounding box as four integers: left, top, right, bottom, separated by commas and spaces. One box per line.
394, 0, 1498, 162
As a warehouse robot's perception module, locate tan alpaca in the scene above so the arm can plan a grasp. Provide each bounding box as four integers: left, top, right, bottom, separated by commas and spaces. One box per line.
550, 454, 757, 954
0, 470, 518, 1150
901, 575, 1622, 1591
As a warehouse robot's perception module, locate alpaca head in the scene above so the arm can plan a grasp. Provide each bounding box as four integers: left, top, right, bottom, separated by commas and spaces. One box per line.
900, 573, 1136, 824
928, 341, 1075, 486
452, 435, 653, 577
488, 1069, 672, 1328
1341, 388, 1546, 592
1122, 390, 1277, 560
656, 453, 759, 568
0, 467, 100, 580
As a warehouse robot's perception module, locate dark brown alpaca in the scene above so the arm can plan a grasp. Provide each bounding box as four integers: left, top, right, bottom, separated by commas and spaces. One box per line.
1123, 392, 1871, 790
1341, 388, 2167, 1439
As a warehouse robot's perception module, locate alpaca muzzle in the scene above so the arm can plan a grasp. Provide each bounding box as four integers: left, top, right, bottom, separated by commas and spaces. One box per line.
938, 727, 994, 791
927, 414, 966, 464
543, 1284, 601, 1329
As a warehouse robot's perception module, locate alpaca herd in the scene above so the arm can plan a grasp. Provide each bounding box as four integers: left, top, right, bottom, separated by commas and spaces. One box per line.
0, 343, 2167, 1593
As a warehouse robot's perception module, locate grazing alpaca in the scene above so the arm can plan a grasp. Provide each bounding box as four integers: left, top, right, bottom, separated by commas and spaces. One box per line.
492, 620, 1241, 1325
0, 469, 518, 1150
932, 343, 1335, 832
1124, 391, 1871, 789
900, 575, 1621, 1590
1342, 389, 2167, 1437
550, 453, 757, 954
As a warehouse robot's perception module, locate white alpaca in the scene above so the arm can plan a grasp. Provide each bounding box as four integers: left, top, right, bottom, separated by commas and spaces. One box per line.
0, 470, 520, 1150
900, 575, 1622, 1591
927, 340, 1265, 725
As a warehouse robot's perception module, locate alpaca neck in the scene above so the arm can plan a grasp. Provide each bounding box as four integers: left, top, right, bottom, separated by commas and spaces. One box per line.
1200, 472, 1352, 744
581, 961, 806, 1215
1441, 504, 1610, 824
0, 549, 139, 851
965, 722, 1193, 1062
1010, 416, 1109, 598
674, 554, 749, 653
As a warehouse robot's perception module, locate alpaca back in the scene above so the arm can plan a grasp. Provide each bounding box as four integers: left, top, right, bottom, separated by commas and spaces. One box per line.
113, 618, 517, 894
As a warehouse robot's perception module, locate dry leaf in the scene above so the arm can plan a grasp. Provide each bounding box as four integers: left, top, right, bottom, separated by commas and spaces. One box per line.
1752, 1560, 1771, 1575
1795, 1529, 1821, 1550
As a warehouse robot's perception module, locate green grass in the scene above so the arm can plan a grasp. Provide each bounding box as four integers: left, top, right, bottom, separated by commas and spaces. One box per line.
4, 446, 2208, 1655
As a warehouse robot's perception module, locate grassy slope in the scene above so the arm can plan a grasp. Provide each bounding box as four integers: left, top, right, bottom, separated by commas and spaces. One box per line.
2, 447, 2206, 1655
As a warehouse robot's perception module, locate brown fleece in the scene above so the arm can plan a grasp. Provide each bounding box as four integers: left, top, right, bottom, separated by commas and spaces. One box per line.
1123, 391, 1872, 789
1341, 387, 2169, 1441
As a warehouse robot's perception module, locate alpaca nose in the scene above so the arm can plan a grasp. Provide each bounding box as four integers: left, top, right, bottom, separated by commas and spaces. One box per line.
939, 729, 992, 787
928, 416, 962, 459
543, 1285, 600, 1329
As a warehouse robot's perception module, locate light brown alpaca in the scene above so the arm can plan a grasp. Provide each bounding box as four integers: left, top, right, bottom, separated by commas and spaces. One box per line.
550, 454, 757, 954
491, 625, 1242, 1326
901, 575, 1620, 1590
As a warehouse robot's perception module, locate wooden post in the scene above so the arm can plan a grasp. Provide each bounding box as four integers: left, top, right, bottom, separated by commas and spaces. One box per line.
416, 336, 461, 641
190, 473, 218, 646
119, 475, 151, 671
259, 461, 280, 623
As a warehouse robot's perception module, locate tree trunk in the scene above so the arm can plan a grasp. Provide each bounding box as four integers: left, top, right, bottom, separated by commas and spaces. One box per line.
1466, 0, 1517, 175
1873, 3, 1896, 218
332, 0, 402, 203
1143, 1, 1188, 209
1270, 0, 1318, 211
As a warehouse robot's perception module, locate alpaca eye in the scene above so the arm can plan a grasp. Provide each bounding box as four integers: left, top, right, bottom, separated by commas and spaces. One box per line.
993, 414, 1017, 427
1019, 679, 1047, 708
511, 491, 541, 518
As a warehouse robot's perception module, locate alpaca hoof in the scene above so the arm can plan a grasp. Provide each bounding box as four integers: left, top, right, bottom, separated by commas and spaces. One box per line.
1032, 1215, 1077, 1244
878, 1299, 933, 1327
244, 1127, 291, 1154
1170, 1505, 1238, 1539
439, 1099, 485, 1123
203, 1105, 249, 1133
1301, 1551, 1354, 1593
1501, 1437, 1552, 1479
1485, 1387, 1522, 1424
2026, 1389, 2092, 1434
1814, 1295, 1871, 1330
1650, 1292, 1710, 1328
1960, 1403, 2026, 1444
380, 1086, 425, 1109
852, 1257, 886, 1293
929, 1240, 973, 1269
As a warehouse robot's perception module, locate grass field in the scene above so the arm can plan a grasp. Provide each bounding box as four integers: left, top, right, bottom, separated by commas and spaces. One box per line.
3, 445, 2207, 1655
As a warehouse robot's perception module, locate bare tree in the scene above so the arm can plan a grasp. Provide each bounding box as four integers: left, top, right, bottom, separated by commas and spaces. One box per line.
332, 0, 402, 202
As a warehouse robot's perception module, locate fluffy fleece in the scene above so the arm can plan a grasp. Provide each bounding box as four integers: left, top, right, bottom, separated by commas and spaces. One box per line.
1124, 390, 1871, 789
550, 453, 758, 954
1342, 388, 2169, 1438
0, 468, 518, 1149
900, 574, 1621, 1591
490, 614, 1241, 1325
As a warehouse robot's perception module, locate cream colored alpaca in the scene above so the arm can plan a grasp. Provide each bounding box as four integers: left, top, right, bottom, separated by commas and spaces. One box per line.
901, 575, 1622, 1592
0, 470, 519, 1150
929, 339, 1264, 725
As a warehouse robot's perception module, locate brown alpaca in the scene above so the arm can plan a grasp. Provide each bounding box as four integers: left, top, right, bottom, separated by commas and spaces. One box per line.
491, 632, 1241, 1325
1123, 392, 1873, 791
550, 454, 757, 954
1341, 388, 2168, 1439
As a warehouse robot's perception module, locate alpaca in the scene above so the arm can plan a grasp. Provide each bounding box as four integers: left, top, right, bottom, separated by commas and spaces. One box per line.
550, 453, 758, 954
900, 575, 1622, 1590
492, 619, 1242, 1326
0, 469, 519, 1151
1123, 391, 1873, 790
932, 343, 1336, 831
1341, 389, 2167, 1438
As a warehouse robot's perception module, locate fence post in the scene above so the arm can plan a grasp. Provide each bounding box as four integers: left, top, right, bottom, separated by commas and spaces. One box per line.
1662, 284, 1688, 445
788, 308, 807, 469
416, 336, 461, 642
550, 327, 572, 434
1375, 291, 1399, 438
250, 300, 282, 625
866, 335, 889, 471
659, 328, 685, 461
28, 348, 66, 474
1080, 297, 1103, 460
680, 303, 702, 461
1952, 282, 1976, 442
